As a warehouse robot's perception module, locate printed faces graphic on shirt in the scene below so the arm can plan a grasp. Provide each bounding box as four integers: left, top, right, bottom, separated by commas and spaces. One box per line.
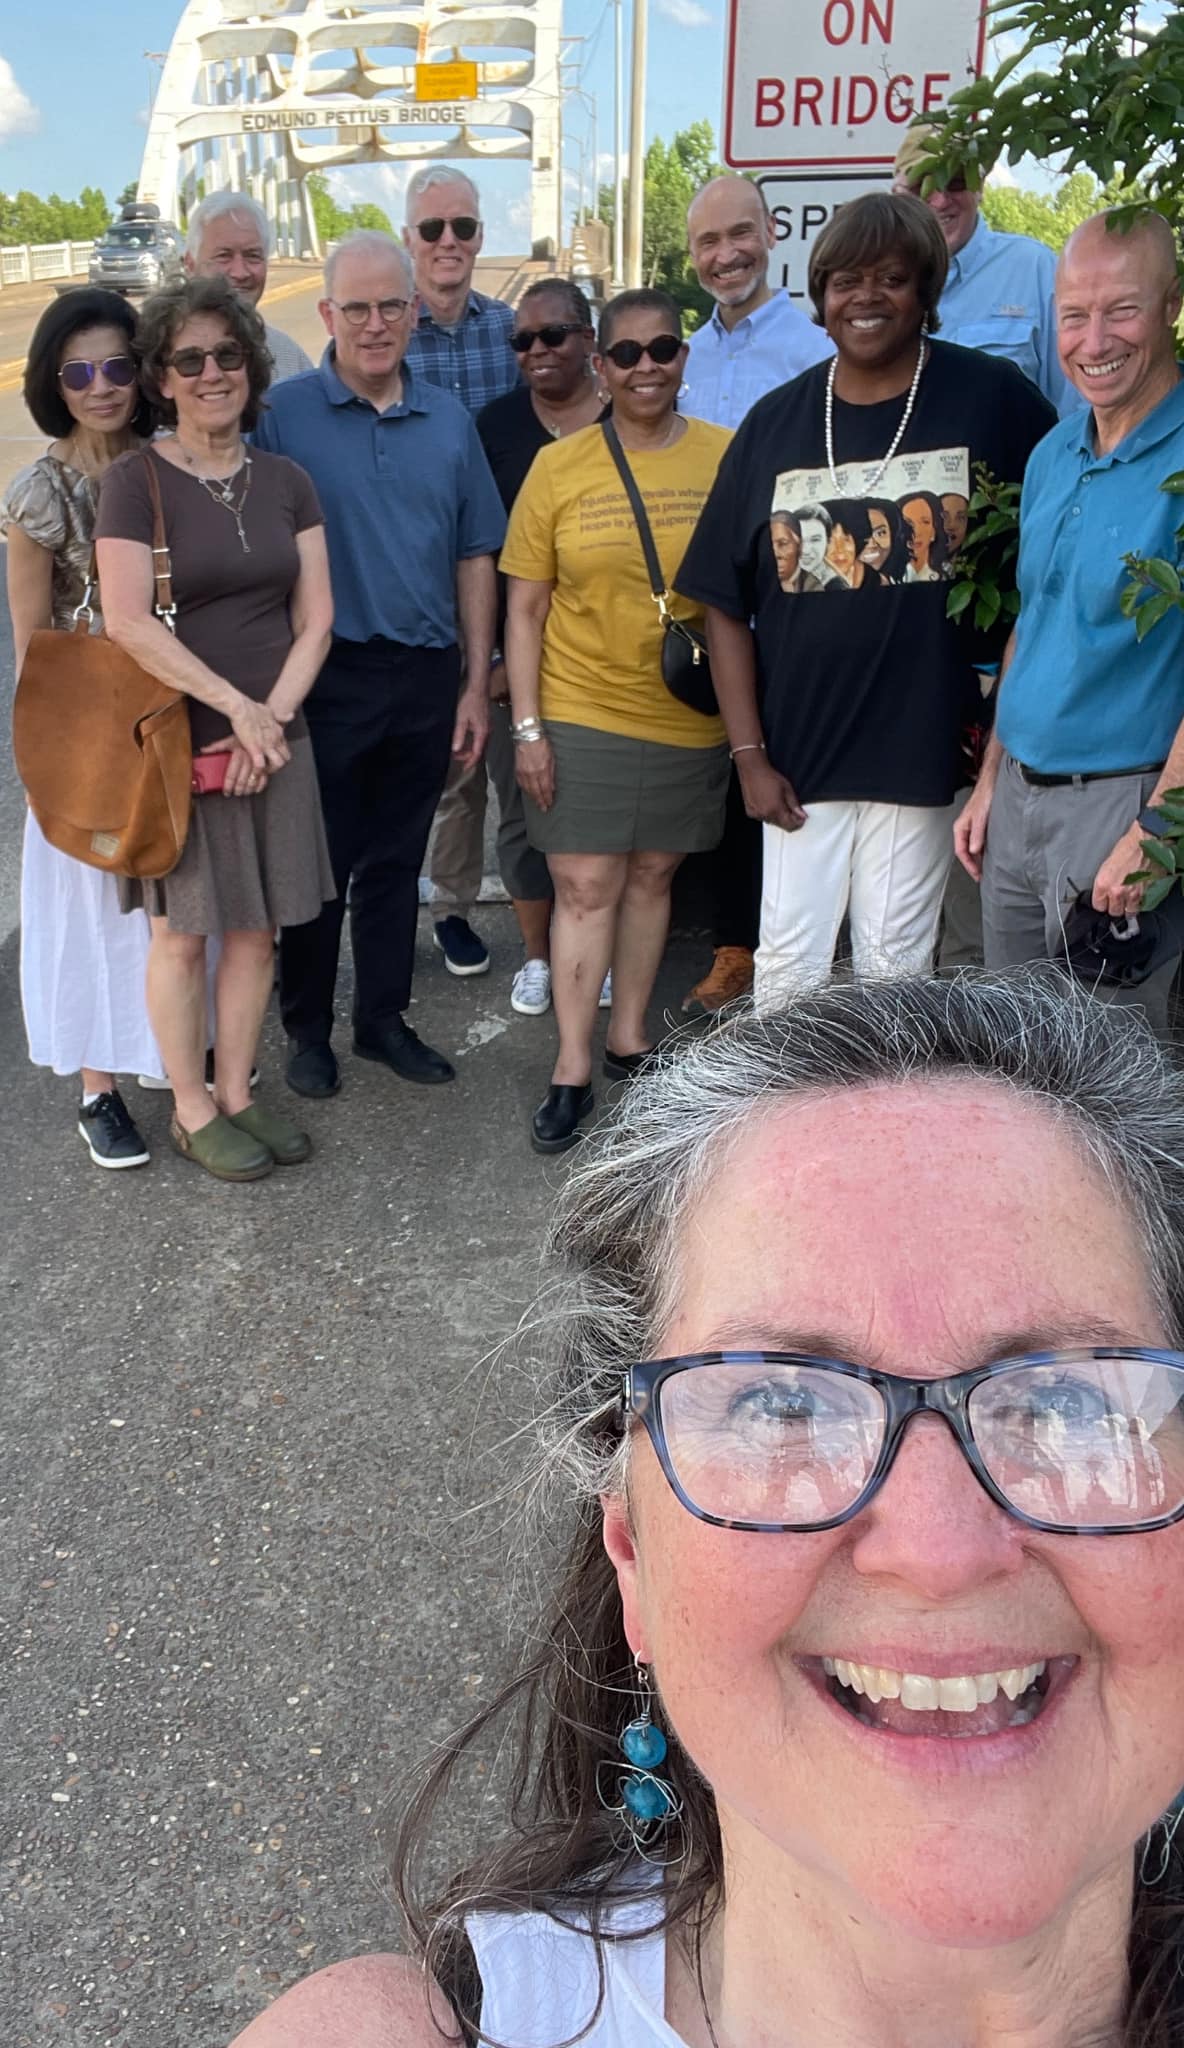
769, 447, 970, 595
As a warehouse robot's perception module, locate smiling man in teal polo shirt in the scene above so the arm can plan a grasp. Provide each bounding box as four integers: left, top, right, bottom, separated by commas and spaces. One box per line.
956, 208, 1184, 1028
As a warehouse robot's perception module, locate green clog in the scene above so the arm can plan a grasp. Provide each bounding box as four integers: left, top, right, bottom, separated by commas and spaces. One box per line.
169, 1114, 274, 1182
226, 1102, 312, 1166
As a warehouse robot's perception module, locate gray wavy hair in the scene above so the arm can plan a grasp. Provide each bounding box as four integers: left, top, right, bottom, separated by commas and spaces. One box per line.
531, 969, 1184, 1518
185, 189, 271, 260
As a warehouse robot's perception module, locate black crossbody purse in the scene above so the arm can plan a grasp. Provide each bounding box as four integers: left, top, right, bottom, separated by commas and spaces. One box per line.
601, 419, 718, 718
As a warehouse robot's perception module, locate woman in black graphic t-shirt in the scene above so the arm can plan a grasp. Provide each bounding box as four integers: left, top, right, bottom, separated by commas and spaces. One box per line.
677, 192, 1055, 1008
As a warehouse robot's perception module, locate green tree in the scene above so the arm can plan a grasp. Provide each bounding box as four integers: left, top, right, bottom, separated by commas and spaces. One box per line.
598, 120, 725, 321
0, 184, 112, 244
306, 171, 392, 243
116, 180, 138, 211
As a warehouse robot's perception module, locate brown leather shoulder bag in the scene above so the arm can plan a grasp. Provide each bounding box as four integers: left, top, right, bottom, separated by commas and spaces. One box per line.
12, 449, 192, 879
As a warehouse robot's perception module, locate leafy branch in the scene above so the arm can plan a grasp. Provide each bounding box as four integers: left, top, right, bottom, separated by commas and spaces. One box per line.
1120, 468, 1184, 638
1125, 787, 1184, 907
946, 464, 1023, 635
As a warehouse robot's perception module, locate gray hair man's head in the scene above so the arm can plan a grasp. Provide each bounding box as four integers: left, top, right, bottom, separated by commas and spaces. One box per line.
404, 163, 481, 220
186, 190, 272, 261
323, 229, 415, 300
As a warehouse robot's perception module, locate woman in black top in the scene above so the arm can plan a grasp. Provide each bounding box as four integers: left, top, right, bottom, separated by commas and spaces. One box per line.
677, 192, 1055, 1007
476, 280, 605, 1018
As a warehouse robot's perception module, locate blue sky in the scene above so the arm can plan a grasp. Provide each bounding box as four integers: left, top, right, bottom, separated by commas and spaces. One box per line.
0, 0, 730, 252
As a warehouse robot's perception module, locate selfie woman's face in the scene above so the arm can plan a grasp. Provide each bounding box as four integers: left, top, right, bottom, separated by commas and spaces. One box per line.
604, 1081, 1184, 1949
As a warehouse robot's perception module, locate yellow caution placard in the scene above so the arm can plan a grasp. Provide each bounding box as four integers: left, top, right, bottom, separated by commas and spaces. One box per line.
415, 61, 479, 101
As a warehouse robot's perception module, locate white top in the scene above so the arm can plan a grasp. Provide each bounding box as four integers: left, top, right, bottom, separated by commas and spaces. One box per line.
467, 1898, 687, 2048
263, 319, 313, 382
681, 290, 834, 430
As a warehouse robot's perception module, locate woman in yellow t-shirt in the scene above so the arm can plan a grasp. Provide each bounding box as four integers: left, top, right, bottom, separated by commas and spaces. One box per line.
502, 287, 731, 1156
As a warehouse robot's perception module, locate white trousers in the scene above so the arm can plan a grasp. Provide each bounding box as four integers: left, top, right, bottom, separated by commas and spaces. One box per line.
754, 800, 957, 1011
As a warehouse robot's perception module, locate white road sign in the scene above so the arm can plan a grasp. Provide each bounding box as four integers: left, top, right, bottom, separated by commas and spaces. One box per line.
759, 174, 892, 299
725, 0, 986, 171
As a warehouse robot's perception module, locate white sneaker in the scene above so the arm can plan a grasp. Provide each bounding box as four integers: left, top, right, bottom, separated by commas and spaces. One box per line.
599, 970, 613, 1010
136, 1073, 171, 1090
511, 957, 552, 1015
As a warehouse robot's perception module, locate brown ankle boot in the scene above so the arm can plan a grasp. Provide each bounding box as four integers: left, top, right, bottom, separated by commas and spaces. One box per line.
681, 946, 755, 1015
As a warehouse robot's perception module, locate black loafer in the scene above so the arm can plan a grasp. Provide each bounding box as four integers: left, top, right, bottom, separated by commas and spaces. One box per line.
353, 1020, 455, 1086
286, 1041, 341, 1098
531, 1082, 594, 1154
603, 1046, 657, 1082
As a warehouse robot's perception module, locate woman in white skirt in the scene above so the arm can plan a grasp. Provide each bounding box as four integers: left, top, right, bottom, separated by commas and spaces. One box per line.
2, 289, 160, 1167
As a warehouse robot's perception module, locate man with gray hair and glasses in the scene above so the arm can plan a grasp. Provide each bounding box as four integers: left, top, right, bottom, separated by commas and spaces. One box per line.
184, 189, 313, 382
253, 230, 505, 1096
404, 164, 520, 980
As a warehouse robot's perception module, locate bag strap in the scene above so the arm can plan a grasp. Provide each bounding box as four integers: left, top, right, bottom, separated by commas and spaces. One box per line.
76, 447, 177, 634
140, 448, 177, 632
601, 419, 671, 618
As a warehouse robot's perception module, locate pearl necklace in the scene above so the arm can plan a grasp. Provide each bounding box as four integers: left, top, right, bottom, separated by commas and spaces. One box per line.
824, 337, 927, 495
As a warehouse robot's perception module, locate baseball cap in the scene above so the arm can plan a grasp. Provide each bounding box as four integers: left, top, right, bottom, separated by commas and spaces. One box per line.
893, 121, 996, 189
1059, 887, 1184, 988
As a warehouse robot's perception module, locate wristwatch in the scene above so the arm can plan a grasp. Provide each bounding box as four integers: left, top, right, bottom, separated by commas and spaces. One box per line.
1138, 804, 1171, 837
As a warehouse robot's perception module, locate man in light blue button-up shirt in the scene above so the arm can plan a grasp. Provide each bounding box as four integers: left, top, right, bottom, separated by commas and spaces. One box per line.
894, 125, 1078, 418
956, 210, 1184, 1029
678, 177, 835, 1015
682, 176, 835, 433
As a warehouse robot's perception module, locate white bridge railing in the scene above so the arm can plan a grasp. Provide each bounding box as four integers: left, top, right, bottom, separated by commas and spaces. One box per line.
0, 241, 95, 288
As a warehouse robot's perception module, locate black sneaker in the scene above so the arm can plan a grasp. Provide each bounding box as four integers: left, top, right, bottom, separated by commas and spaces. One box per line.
433, 915, 491, 977
78, 1091, 150, 1170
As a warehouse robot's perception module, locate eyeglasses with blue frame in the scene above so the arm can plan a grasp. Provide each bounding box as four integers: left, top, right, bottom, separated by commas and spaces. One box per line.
620, 1348, 1184, 1537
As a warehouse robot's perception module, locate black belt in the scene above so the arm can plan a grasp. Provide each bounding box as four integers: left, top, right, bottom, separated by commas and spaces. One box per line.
1016, 759, 1164, 789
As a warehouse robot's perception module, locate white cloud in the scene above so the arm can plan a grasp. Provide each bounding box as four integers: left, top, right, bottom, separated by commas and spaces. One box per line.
330, 163, 413, 221
0, 54, 39, 142
654, 0, 714, 23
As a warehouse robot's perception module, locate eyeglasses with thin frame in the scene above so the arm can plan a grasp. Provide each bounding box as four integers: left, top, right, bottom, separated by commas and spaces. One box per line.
413, 215, 480, 243
622, 1348, 1184, 1536
328, 296, 411, 328
166, 342, 247, 378
511, 321, 589, 354
601, 334, 684, 370
58, 354, 136, 392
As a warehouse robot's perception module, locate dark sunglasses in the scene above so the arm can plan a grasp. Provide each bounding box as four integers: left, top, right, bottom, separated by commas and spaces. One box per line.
623, 1347, 1184, 1536
601, 334, 683, 370
414, 215, 480, 243
166, 342, 247, 378
511, 321, 588, 353
58, 354, 136, 393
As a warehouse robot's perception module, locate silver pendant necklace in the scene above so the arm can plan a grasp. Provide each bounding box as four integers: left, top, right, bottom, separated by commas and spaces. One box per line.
824, 337, 927, 495
176, 438, 254, 553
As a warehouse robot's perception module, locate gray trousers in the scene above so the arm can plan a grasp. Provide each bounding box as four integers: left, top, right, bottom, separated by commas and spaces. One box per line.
426, 700, 552, 910
982, 752, 1174, 1032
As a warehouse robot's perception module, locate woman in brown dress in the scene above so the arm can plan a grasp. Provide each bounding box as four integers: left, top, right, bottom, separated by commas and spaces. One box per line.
96, 275, 334, 1183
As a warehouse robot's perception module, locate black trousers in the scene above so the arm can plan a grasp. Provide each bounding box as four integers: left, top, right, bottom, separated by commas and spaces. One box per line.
710, 764, 762, 951
280, 637, 460, 1046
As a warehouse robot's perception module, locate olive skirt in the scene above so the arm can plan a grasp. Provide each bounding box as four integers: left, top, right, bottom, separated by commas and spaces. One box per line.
524, 721, 729, 856
120, 734, 335, 935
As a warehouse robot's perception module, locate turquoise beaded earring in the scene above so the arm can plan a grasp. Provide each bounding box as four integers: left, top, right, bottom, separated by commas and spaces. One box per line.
597, 1654, 681, 1857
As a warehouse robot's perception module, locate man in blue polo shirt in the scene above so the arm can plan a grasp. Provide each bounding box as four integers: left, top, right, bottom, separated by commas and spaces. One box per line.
956, 209, 1184, 1029
253, 230, 505, 1094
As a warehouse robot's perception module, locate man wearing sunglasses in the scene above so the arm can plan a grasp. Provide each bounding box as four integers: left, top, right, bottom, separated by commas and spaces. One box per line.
185, 189, 313, 384
892, 125, 1075, 416
403, 165, 520, 982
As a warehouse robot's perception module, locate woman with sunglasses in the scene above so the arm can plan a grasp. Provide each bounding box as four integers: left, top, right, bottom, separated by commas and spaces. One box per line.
233, 973, 1184, 2048
2, 289, 160, 1168
94, 275, 335, 1184
475, 277, 607, 1019
502, 288, 731, 1155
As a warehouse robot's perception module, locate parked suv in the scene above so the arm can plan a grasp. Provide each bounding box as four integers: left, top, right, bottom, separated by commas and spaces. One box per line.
88, 204, 184, 296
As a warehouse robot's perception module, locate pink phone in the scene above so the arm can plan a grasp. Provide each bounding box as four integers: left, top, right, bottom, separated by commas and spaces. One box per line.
191, 751, 230, 796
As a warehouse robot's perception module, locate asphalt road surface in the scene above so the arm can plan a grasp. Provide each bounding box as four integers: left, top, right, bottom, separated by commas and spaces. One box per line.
0, 375, 712, 2038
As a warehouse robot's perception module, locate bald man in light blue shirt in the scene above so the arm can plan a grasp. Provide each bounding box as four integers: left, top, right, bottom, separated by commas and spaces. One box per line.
682, 175, 834, 432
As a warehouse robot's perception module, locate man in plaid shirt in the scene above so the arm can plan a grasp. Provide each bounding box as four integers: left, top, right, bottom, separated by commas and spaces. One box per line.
405, 165, 520, 979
